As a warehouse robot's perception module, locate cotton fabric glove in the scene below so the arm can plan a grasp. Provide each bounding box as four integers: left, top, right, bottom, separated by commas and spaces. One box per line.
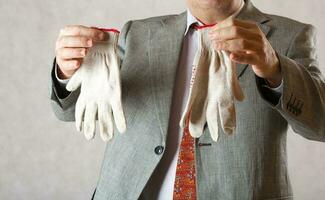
66, 28, 126, 142
180, 25, 244, 142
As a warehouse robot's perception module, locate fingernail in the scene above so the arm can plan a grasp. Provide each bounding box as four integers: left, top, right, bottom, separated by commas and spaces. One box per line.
75, 60, 80, 66
80, 49, 85, 56
98, 32, 105, 40
87, 39, 92, 46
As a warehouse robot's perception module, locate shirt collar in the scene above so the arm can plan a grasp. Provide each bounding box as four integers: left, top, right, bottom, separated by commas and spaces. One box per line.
184, 9, 201, 36
184, 0, 245, 36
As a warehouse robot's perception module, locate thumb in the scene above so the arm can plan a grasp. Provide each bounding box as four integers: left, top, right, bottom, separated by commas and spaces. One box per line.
66, 71, 82, 91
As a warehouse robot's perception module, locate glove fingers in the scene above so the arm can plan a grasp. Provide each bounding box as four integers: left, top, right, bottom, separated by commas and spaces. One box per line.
218, 101, 236, 135
98, 102, 114, 142
221, 51, 232, 97
189, 99, 208, 138
83, 102, 97, 140
188, 109, 206, 138
188, 120, 205, 138
105, 50, 120, 84
206, 102, 219, 142
232, 78, 245, 101
187, 45, 209, 138
111, 99, 126, 133
109, 51, 120, 76
205, 52, 219, 142
180, 37, 202, 130
220, 51, 244, 102
104, 49, 126, 133
75, 98, 86, 132
179, 64, 199, 129
230, 61, 245, 101
66, 71, 82, 92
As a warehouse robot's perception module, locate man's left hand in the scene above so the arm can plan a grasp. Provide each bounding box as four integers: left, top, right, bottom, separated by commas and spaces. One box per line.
209, 19, 282, 87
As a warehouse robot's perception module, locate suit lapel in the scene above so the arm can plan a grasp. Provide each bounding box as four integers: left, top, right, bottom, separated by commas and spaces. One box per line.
148, 12, 187, 139
236, 0, 271, 80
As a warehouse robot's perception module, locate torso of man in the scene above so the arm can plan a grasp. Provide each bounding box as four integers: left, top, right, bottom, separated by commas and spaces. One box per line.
142, 2, 245, 199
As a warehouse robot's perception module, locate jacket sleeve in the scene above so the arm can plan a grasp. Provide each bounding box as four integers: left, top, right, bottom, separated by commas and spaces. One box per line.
256, 24, 325, 141
48, 21, 133, 122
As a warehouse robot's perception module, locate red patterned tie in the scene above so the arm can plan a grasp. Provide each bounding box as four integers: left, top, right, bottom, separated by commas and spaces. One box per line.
173, 26, 199, 197
173, 113, 197, 200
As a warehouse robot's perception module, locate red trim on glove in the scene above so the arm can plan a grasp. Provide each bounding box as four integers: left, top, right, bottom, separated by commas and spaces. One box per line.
91, 27, 120, 33
193, 24, 217, 30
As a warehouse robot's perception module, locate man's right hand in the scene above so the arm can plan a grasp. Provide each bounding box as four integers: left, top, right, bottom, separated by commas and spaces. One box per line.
55, 25, 108, 79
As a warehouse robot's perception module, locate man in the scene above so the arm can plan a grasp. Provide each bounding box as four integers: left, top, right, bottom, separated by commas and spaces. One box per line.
50, 0, 325, 199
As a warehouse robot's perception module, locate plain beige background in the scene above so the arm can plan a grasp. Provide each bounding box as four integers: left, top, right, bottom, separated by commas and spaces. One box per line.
0, 0, 324, 199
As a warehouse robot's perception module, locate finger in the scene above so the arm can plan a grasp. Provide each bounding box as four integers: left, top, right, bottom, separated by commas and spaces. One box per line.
56, 59, 82, 79
98, 102, 114, 142
206, 102, 219, 142
56, 58, 82, 72
218, 101, 236, 135
189, 91, 207, 138
209, 26, 261, 42
230, 52, 259, 66
66, 69, 82, 91
219, 51, 244, 102
83, 102, 97, 140
57, 36, 93, 49
107, 50, 121, 77
59, 25, 107, 41
188, 107, 207, 138
111, 99, 126, 133
56, 47, 87, 60
75, 98, 86, 132
212, 38, 262, 53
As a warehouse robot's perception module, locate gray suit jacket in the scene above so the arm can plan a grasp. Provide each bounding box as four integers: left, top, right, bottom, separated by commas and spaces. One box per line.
49, 0, 325, 199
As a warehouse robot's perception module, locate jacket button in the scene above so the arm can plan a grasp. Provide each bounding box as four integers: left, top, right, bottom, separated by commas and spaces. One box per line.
154, 146, 164, 155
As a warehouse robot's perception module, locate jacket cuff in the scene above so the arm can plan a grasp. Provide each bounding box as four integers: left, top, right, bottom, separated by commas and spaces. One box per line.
50, 58, 79, 110
256, 53, 306, 118
255, 75, 282, 107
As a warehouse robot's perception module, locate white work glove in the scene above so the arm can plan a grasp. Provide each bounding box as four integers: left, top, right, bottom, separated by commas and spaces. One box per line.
206, 44, 244, 141
180, 25, 244, 142
66, 28, 126, 142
